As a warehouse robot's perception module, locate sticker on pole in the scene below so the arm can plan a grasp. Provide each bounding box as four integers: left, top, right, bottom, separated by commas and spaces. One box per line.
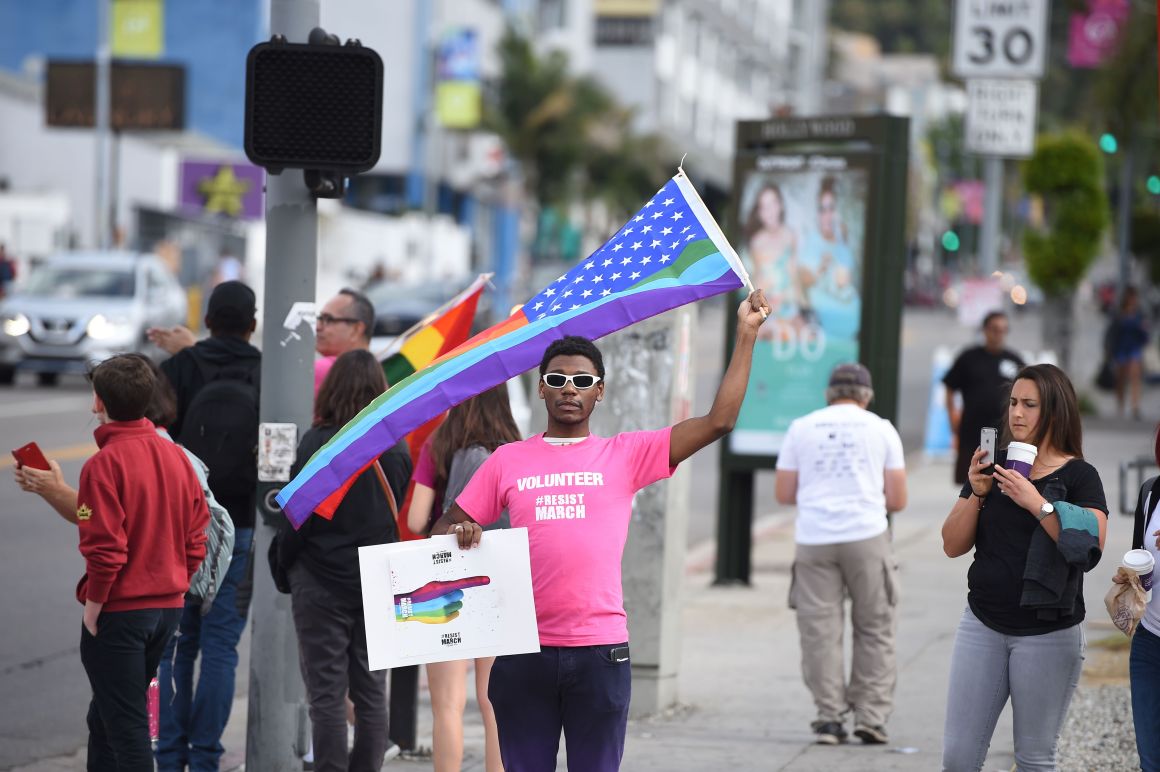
258, 422, 297, 482
965, 79, 1038, 158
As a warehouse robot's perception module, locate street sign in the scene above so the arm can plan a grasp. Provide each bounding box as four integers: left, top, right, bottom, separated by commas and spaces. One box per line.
965, 79, 1038, 157
45, 60, 184, 130
953, 0, 1049, 79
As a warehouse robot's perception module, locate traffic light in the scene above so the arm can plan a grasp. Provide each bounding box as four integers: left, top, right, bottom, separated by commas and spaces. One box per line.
1147, 175, 1160, 195
244, 29, 383, 195
1098, 133, 1118, 154
941, 230, 961, 252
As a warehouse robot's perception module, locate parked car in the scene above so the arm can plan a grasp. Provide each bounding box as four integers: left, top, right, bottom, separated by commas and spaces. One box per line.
0, 251, 188, 385
363, 276, 481, 354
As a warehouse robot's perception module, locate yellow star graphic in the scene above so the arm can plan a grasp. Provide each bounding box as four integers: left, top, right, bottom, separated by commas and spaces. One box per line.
77, 503, 93, 521
198, 166, 251, 217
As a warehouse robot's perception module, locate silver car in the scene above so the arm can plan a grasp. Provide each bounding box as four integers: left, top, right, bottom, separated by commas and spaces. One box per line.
0, 251, 188, 386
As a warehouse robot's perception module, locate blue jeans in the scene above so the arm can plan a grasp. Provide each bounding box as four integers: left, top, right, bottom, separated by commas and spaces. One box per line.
155, 528, 252, 772
942, 607, 1084, 772
488, 644, 631, 771
1131, 624, 1160, 771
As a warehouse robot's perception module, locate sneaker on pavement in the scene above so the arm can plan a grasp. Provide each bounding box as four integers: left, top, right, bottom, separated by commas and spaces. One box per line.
812, 721, 847, 745
854, 724, 888, 744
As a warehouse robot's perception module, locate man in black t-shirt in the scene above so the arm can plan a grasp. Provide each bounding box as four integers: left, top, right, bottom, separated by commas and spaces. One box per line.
943, 311, 1024, 484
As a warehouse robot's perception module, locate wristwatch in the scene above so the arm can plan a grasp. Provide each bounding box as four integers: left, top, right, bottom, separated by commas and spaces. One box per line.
1037, 500, 1055, 522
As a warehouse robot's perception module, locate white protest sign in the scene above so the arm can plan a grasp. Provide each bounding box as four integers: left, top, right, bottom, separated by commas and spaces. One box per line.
359, 529, 539, 670
965, 79, 1038, 158
953, 0, 1049, 79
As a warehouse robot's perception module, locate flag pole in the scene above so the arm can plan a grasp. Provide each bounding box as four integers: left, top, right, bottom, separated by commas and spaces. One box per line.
673, 161, 766, 317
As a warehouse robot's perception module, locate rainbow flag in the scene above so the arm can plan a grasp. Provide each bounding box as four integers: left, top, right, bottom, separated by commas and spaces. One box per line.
278, 171, 751, 527
378, 273, 490, 386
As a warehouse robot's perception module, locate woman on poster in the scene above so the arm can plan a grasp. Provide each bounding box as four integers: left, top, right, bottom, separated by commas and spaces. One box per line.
744, 182, 800, 329
797, 175, 860, 341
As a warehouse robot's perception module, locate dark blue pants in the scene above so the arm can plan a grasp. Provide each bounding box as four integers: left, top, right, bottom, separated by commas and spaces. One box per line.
80, 607, 182, 772
488, 644, 631, 772
1131, 624, 1160, 771
156, 527, 252, 772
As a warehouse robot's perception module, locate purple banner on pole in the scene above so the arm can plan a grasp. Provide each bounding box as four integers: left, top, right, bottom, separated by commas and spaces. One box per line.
1067, 0, 1129, 69
178, 160, 265, 220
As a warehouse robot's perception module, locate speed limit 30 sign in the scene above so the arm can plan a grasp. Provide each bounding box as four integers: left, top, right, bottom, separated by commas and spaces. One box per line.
953, 0, 1049, 79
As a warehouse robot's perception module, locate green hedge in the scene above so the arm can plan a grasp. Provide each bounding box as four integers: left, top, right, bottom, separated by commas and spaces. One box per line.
1021, 133, 1110, 296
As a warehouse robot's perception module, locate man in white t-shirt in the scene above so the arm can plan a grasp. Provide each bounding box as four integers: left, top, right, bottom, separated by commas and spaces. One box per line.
775, 362, 907, 747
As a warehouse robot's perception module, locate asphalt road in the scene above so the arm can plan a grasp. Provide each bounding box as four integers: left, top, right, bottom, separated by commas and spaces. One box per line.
0, 299, 1106, 769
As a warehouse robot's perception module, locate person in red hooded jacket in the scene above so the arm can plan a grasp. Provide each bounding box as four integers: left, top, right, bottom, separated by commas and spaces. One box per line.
76, 353, 208, 771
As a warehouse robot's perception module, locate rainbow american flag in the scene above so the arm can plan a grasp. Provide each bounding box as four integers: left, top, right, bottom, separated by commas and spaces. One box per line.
277, 171, 751, 527
379, 273, 490, 387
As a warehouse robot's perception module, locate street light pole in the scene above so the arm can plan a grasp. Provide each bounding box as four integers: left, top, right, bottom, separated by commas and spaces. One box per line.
94, 0, 111, 249
979, 156, 1003, 275
246, 1, 320, 769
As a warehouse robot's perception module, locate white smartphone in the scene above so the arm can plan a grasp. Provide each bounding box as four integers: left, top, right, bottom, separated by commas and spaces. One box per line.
980, 427, 997, 467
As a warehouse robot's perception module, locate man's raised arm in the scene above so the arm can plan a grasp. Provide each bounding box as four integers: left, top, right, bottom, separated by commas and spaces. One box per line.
668, 289, 769, 467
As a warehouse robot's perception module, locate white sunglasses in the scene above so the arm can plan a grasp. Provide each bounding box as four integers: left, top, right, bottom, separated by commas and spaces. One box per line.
541, 372, 602, 390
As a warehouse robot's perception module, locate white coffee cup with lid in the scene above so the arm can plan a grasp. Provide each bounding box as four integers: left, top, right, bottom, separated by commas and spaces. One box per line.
1123, 549, 1155, 602
1004, 442, 1037, 479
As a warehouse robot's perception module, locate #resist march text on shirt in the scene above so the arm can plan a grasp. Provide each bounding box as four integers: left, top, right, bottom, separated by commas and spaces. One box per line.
456, 428, 675, 646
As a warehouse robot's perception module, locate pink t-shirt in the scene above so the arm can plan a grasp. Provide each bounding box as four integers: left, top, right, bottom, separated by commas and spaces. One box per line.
456, 428, 675, 646
313, 355, 337, 397
412, 440, 443, 531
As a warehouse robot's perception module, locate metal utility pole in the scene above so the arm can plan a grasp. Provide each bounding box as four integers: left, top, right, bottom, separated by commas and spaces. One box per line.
94, 0, 111, 249
979, 157, 1003, 274
246, 1, 320, 768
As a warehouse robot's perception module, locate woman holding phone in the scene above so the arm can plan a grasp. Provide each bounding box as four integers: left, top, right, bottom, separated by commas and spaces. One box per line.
939, 364, 1107, 771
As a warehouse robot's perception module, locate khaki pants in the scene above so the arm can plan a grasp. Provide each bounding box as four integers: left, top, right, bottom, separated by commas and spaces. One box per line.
789, 531, 899, 728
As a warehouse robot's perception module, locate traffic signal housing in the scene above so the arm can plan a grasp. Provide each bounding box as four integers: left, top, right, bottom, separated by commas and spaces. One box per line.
244, 33, 383, 178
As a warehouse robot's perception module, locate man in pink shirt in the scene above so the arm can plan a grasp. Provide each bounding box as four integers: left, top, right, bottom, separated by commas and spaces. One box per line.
435, 289, 770, 771
314, 288, 375, 395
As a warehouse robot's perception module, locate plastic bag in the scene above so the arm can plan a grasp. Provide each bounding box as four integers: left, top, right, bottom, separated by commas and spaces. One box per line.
1105, 567, 1148, 636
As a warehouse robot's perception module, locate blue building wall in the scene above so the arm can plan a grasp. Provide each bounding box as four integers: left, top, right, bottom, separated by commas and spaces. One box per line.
0, 0, 265, 150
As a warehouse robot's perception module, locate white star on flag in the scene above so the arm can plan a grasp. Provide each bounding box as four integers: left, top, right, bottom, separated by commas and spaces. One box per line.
651, 239, 661, 247
662, 197, 674, 206
660, 254, 671, 263
581, 289, 593, 298
585, 261, 595, 269
642, 225, 652, 233
671, 211, 684, 220
630, 271, 641, 280
641, 256, 652, 265
651, 211, 663, 219
563, 289, 573, 298
631, 241, 643, 250
612, 243, 624, 252
600, 288, 611, 296
611, 272, 622, 280
662, 227, 672, 235
602, 258, 613, 267
533, 301, 544, 310
545, 288, 556, 296
621, 256, 632, 265
592, 275, 603, 283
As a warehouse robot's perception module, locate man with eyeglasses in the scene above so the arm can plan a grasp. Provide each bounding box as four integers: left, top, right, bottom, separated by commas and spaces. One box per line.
314, 288, 375, 395
432, 289, 770, 771
943, 310, 1024, 484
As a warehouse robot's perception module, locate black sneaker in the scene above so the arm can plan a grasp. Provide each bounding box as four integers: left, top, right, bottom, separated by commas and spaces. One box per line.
812, 721, 847, 745
854, 724, 888, 744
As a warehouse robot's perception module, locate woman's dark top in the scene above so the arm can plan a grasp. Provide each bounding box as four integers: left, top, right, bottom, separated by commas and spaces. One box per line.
281, 426, 412, 601
959, 451, 1107, 635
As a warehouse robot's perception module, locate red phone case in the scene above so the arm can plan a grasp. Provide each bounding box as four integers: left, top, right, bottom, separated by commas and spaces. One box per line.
12, 442, 50, 471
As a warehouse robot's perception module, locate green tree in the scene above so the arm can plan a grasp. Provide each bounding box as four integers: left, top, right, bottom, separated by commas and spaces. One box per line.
1021, 133, 1109, 371
830, 0, 951, 58
485, 28, 672, 259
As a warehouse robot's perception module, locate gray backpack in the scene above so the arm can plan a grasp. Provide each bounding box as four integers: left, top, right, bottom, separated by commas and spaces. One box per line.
444, 445, 508, 531
178, 446, 236, 614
